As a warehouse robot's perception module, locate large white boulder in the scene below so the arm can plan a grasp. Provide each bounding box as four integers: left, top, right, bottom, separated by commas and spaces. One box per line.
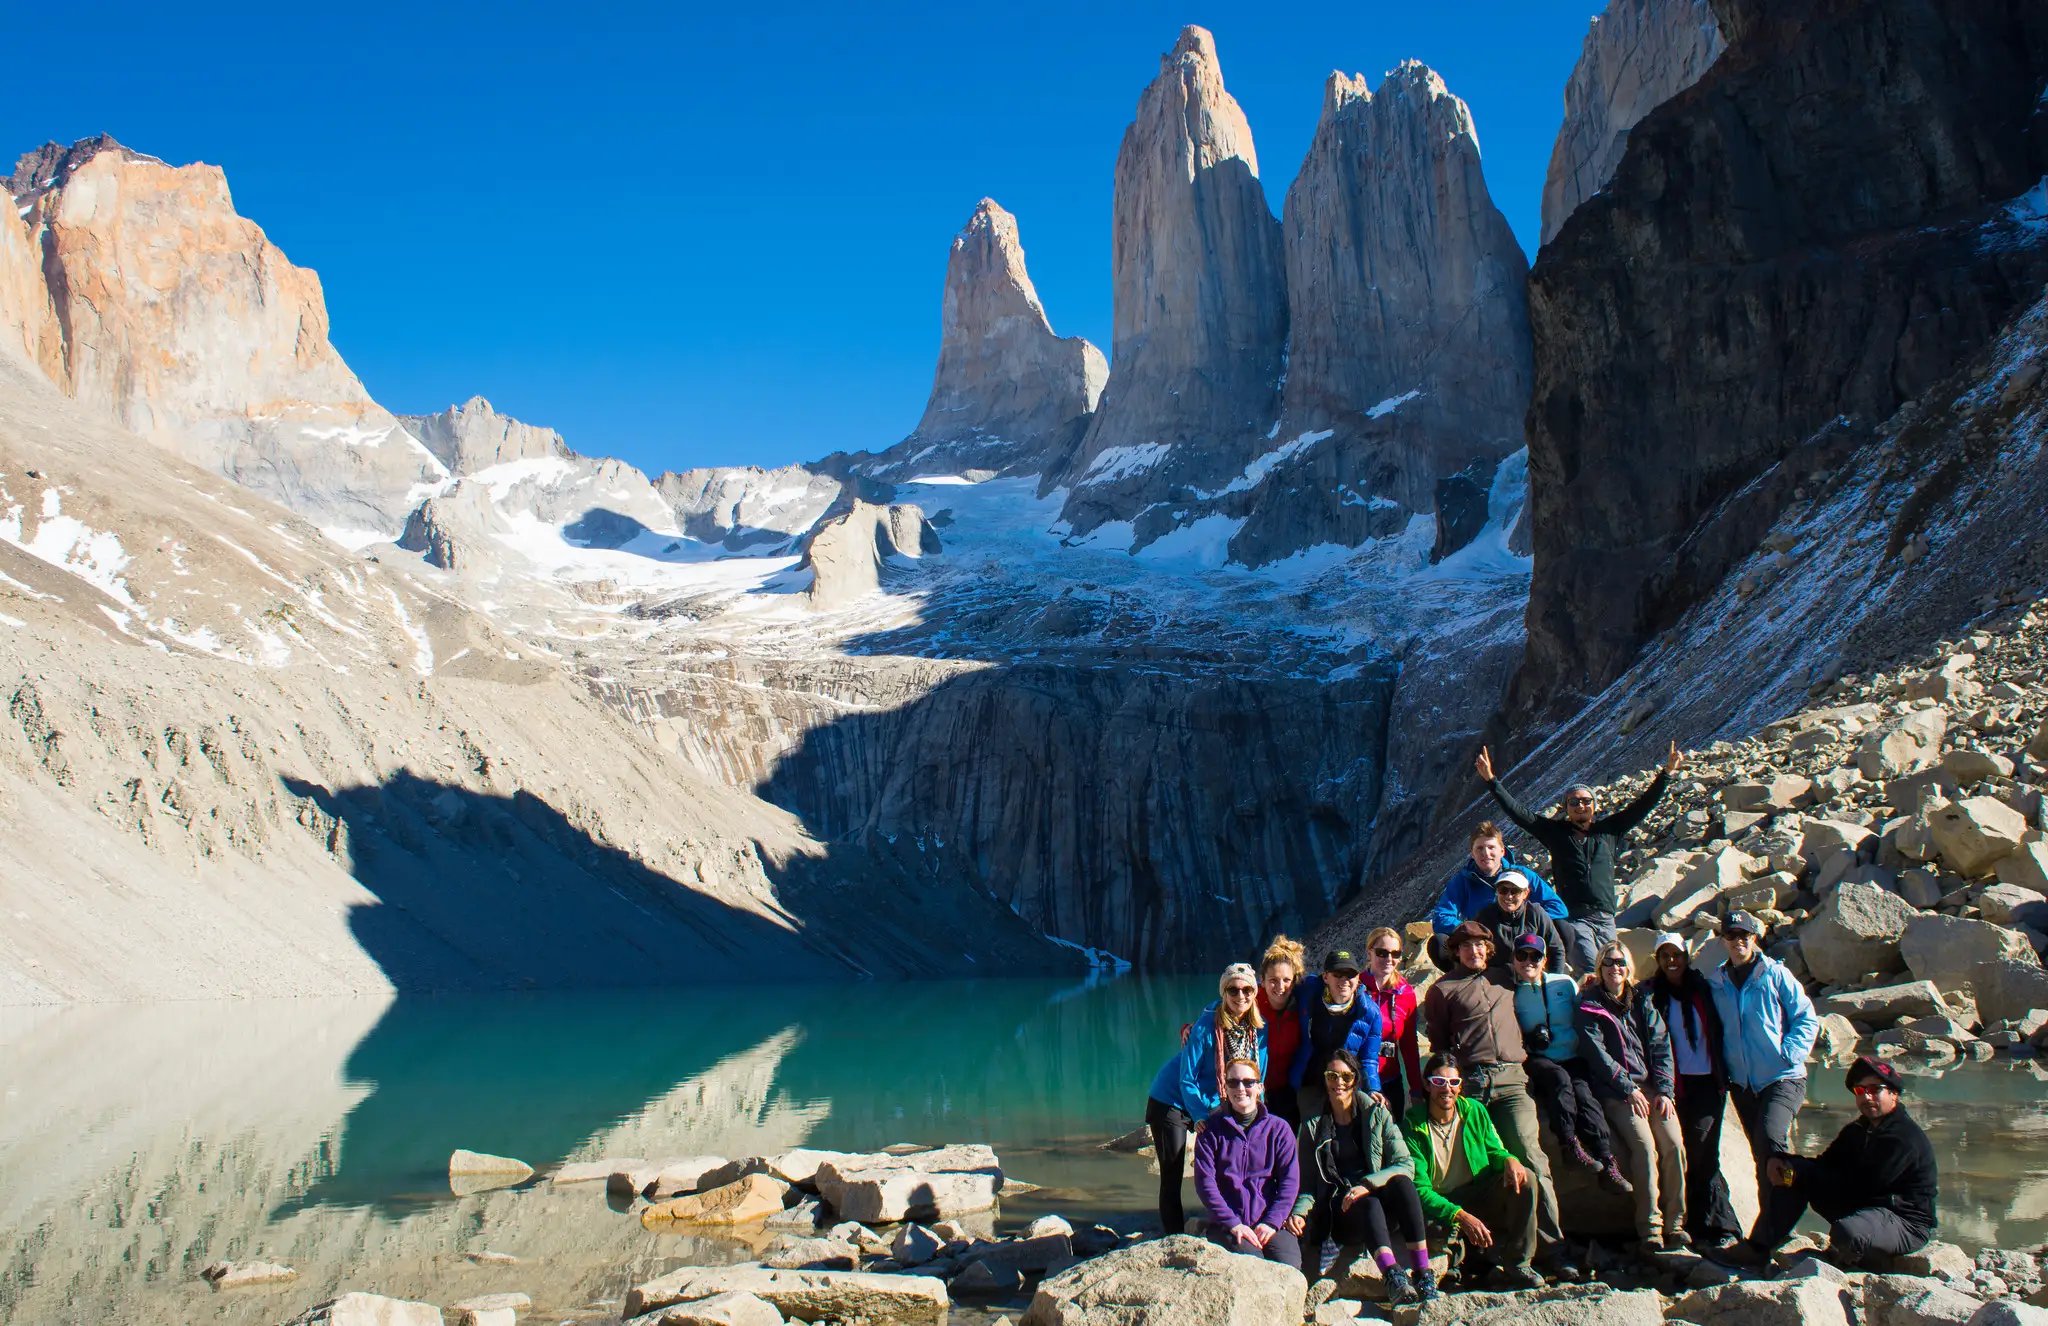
623, 1266, 947, 1326
814, 1145, 1003, 1223
640, 1173, 791, 1227
1668, 1275, 1850, 1326
1801, 881, 1917, 985
283, 1293, 444, 1326
1859, 708, 1948, 779
1020, 1235, 1305, 1325
1901, 914, 2037, 991
1927, 798, 2028, 876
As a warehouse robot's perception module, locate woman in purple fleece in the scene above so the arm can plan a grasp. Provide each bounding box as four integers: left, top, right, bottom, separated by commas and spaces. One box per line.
1192, 1056, 1303, 1268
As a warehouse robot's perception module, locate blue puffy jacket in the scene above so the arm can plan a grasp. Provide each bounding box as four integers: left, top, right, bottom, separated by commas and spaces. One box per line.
1706, 955, 1819, 1090
1290, 994, 1384, 1094
1148, 1001, 1268, 1121
1430, 852, 1568, 934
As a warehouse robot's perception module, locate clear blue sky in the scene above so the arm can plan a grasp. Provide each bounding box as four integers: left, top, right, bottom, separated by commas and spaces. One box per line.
9, 2, 1595, 475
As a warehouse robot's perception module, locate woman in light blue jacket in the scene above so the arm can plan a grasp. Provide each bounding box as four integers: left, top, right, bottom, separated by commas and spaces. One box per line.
1704, 911, 1818, 1220
1146, 964, 1267, 1233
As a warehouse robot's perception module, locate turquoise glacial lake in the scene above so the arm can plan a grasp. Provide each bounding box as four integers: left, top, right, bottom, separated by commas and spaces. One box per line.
4, 976, 2045, 1324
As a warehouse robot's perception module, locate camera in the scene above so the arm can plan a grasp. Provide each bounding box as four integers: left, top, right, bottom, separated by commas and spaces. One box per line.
1528, 1024, 1553, 1051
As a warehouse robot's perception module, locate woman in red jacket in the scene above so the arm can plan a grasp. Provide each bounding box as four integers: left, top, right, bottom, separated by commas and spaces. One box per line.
1257, 935, 1307, 1127
1363, 927, 1423, 1121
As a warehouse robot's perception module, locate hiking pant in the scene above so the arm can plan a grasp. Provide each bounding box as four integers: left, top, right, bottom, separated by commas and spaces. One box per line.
1525, 1054, 1614, 1161
1441, 1170, 1540, 1270
1145, 1095, 1192, 1233
1601, 1096, 1687, 1242
1209, 1225, 1303, 1269
1730, 1076, 1806, 1238
1313, 1173, 1429, 1253
1754, 1162, 1929, 1265
1557, 911, 1618, 976
1674, 1075, 1741, 1241
1468, 1062, 1561, 1249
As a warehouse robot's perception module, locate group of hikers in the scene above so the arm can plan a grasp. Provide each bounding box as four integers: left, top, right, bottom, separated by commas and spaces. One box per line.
1142, 745, 1941, 1303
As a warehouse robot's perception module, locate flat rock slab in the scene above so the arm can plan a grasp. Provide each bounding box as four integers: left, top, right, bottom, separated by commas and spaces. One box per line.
624, 1266, 947, 1326
642, 1173, 791, 1227
284, 1292, 444, 1325
1669, 1274, 1851, 1326
626, 1290, 786, 1325
1390, 1284, 1664, 1326
815, 1144, 1004, 1224
1858, 1273, 1984, 1326
1019, 1234, 1305, 1325
551, 1157, 640, 1185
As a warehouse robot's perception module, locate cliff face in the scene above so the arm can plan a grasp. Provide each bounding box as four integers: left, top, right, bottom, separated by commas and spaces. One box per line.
1054, 26, 1288, 534
5, 137, 445, 535
1513, 0, 2048, 724
400, 396, 571, 476
1228, 61, 1531, 567
1539, 0, 1725, 247
847, 200, 1104, 480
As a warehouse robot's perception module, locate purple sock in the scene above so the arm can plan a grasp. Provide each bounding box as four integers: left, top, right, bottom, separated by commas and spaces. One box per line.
1376, 1249, 1398, 1271
1408, 1246, 1431, 1271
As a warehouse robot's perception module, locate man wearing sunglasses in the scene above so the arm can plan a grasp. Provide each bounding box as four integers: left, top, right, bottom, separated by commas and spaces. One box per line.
1192, 1057, 1303, 1269
1727, 1056, 1937, 1269
1705, 910, 1818, 1236
1474, 740, 1682, 974
1402, 1051, 1541, 1288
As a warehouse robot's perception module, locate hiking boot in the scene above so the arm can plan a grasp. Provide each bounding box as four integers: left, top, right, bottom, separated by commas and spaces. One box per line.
1412, 1265, 1442, 1302
1496, 1263, 1546, 1290
1381, 1265, 1416, 1305
1664, 1228, 1694, 1250
1565, 1137, 1604, 1172
1597, 1158, 1635, 1195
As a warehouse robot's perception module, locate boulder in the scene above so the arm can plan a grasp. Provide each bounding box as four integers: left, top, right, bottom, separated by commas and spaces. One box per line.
1802, 819, 1877, 864
764, 1198, 827, 1232
965, 1232, 1073, 1274
891, 1224, 945, 1267
763, 1148, 855, 1188
1902, 915, 2038, 991
1802, 881, 1916, 984
1728, 776, 1814, 812
641, 1173, 791, 1227
551, 1157, 638, 1185
624, 1267, 947, 1326
1020, 1236, 1303, 1325
449, 1294, 529, 1326
1972, 958, 2048, 1026
1996, 842, 2048, 894
1819, 980, 1948, 1027
1813, 1013, 1861, 1062
953, 1260, 1024, 1295
284, 1294, 444, 1326
1392, 1285, 1664, 1326
1858, 1273, 1983, 1326
625, 1291, 785, 1326
200, 1260, 297, 1288
1860, 709, 1949, 779
647, 1156, 741, 1199
1967, 1303, 2048, 1326
1982, 884, 2048, 927
1668, 1274, 1851, 1326
1929, 798, 2029, 876
447, 1150, 531, 1182
814, 1145, 1003, 1224
1656, 847, 1759, 928
760, 1237, 859, 1271
1027, 1215, 1075, 1239
1943, 748, 2015, 783
1889, 1241, 1977, 1279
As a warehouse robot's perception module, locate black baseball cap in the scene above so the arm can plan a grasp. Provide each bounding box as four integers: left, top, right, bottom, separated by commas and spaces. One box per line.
1846, 1055, 1905, 1093
1323, 949, 1362, 974
1720, 910, 1763, 938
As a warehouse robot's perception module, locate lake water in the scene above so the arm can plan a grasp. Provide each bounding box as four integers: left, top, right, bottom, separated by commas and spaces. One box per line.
4, 977, 2045, 1325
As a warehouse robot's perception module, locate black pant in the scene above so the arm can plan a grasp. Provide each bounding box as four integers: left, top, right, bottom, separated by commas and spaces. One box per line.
1674, 1075, 1741, 1241
1208, 1225, 1304, 1269
1754, 1162, 1929, 1264
1525, 1054, 1613, 1161
1267, 1083, 1301, 1131
1379, 1061, 1408, 1124
1320, 1173, 1429, 1251
1145, 1096, 1192, 1233
1730, 1077, 1807, 1237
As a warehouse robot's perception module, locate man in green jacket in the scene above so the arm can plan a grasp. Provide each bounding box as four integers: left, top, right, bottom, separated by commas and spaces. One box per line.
1402, 1050, 1542, 1287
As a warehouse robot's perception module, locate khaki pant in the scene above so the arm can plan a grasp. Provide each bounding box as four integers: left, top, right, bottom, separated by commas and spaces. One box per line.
1602, 1096, 1686, 1241
1444, 1170, 1540, 1270
1470, 1063, 1562, 1249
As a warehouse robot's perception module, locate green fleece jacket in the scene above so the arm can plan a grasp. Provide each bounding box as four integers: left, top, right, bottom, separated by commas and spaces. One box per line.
1401, 1096, 1520, 1223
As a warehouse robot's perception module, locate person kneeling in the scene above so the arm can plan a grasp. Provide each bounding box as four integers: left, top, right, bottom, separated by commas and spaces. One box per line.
1403, 1051, 1542, 1289
1193, 1057, 1303, 1269
1733, 1056, 1937, 1269
1286, 1050, 1438, 1304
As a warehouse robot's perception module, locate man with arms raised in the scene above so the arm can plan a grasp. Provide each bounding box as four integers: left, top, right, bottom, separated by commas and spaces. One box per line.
1474, 742, 1683, 972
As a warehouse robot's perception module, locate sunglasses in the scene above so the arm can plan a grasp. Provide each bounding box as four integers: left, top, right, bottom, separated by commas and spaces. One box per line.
1601, 958, 1629, 968
1323, 1071, 1356, 1083
1721, 931, 1756, 942
1224, 986, 1255, 996
1849, 1083, 1890, 1097
1425, 1076, 1462, 1089
1371, 947, 1400, 959
1225, 1078, 1261, 1090
1565, 796, 1594, 806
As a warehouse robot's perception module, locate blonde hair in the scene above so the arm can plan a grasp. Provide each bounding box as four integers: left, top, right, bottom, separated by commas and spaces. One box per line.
1581, 942, 1637, 1004
1217, 963, 1265, 1031
1260, 934, 1306, 978
1364, 926, 1401, 954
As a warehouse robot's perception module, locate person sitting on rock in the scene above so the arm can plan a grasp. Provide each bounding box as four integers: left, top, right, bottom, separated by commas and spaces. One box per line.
1704, 910, 1818, 1237
1427, 821, 1567, 970
1646, 931, 1743, 1249
1285, 1049, 1438, 1304
1729, 1056, 1937, 1269
1576, 942, 1688, 1253
1192, 1056, 1303, 1269
1422, 921, 1568, 1276
1474, 741, 1683, 973
1472, 873, 1568, 975
1507, 934, 1631, 1196
1291, 949, 1384, 1124
1402, 1050, 1542, 1289
1145, 964, 1266, 1234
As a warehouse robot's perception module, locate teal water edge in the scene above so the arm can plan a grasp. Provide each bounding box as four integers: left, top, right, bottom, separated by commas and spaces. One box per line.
2, 978, 2043, 1324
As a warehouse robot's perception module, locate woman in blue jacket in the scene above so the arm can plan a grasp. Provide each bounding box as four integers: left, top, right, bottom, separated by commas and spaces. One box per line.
1146, 963, 1266, 1232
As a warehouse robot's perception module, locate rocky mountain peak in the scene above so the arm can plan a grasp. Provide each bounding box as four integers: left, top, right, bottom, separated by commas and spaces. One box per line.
7, 134, 160, 207
401, 396, 571, 477
1322, 71, 1370, 115
1053, 23, 1288, 533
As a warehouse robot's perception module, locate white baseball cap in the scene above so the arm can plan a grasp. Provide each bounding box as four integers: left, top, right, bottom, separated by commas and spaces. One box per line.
1652, 931, 1688, 954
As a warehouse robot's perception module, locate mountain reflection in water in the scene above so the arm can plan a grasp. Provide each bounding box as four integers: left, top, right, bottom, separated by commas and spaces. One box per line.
3, 976, 2044, 1326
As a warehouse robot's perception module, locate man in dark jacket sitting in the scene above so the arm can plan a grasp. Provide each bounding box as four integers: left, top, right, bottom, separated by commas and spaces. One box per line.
1471, 874, 1567, 975
1732, 1056, 1938, 1268
1426, 821, 1566, 971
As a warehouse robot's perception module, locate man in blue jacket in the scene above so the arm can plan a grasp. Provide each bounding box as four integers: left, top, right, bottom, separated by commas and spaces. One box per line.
1705, 910, 1819, 1236
1427, 822, 1567, 970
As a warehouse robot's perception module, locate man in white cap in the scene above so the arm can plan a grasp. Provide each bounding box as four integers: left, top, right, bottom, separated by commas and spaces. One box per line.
1706, 910, 1818, 1239
1645, 930, 1742, 1248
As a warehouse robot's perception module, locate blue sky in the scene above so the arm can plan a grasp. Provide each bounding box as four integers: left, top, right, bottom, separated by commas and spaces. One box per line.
9, 2, 1595, 475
